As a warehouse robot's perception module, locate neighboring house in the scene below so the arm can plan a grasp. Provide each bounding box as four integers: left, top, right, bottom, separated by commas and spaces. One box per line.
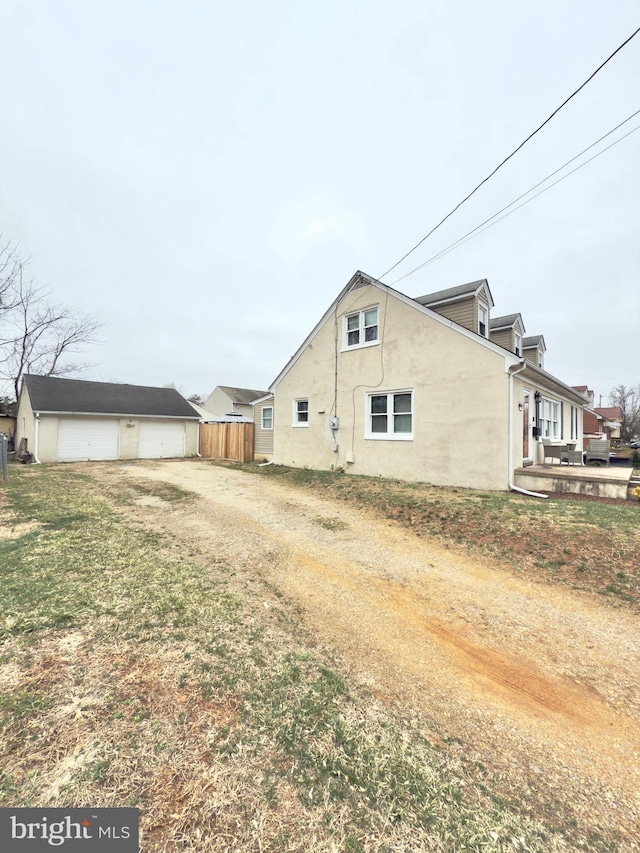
268, 270, 587, 491
0, 401, 17, 440
594, 407, 622, 440
571, 386, 620, 447
252, 393, 275, 461
204, 386, 269, 420
188, 402, 253, 424
16, 375, 200, 463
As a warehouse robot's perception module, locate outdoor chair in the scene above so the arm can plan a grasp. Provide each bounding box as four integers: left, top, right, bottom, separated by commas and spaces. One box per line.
585, 439, 610, 467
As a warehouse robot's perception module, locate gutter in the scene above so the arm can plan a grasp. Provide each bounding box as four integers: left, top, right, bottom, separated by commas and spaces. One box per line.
507, 363, 547, 498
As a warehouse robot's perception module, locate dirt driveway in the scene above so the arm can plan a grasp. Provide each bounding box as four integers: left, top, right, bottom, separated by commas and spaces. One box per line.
97, 460, 640, 843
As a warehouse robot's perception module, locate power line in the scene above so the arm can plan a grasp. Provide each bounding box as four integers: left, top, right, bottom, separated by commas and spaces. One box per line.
391, 110, 640, 284
378, 25, 640, 280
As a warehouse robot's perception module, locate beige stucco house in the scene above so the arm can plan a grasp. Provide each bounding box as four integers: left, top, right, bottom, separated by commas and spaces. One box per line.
16, 375, 200, 462
269, 271, 587, 491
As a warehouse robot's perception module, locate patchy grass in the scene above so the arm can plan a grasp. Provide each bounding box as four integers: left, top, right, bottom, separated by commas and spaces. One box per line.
0, 465, 629, 852
238, 463, 640, 609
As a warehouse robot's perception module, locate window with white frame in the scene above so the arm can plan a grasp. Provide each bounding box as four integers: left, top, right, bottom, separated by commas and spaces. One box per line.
344, 306, 378, 349
366, 390, 413, 439
538, 350, 544, 369
570, 406, 578, 441
293, 399, 308, 426
514, 332, 522, 356
478, 303, 488, 337
540, 397, 560, 439
261, 406, 273, 430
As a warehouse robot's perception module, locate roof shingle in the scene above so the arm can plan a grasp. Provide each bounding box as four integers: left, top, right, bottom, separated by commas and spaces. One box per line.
23, 375, 199, 418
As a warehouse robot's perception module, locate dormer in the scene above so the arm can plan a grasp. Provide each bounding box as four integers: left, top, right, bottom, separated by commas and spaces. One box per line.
522, 335, 546, 369
489, 313, 526, 356
415, 279, 494, 338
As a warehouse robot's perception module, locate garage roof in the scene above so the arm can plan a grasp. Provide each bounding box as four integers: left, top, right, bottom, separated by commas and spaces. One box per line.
23, 375, 200, 418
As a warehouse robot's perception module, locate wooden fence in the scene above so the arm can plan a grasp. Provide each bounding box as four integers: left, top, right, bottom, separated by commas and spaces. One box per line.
199, 422, 254, 463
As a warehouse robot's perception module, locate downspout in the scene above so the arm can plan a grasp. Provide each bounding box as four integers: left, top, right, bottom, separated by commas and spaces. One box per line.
196, 420, 202, 457
507, 362, 547, 498
33, 412, 42, 464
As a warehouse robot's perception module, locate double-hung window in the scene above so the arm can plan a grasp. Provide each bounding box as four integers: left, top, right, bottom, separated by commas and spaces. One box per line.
261, 406, 273, 430
366, 390, 413, 439
293, 399, 308, 426
514, 332, 522, 357
540, 398, 559, 439
344, 307, 378, 349
570, 406, 578, 441
478, 303, 488, 337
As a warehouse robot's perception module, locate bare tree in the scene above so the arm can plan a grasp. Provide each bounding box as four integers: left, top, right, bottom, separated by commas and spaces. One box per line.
1, 241, 103, 400
609, 384, 640, 441
0, 237, 23, 313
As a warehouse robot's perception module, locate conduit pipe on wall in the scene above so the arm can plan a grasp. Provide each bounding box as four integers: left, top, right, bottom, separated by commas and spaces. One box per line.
507, 362, 547, 499
33, 412, 42, 464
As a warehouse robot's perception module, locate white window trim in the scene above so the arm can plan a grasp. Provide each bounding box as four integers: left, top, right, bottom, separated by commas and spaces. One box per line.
478, 302, 489, 338
292, 398, 309, 427
342, 306, 379, 351
261, 406, 273, 430
540, 397, 560, 440
365, 389, 414, 441
514, 332, 522, 357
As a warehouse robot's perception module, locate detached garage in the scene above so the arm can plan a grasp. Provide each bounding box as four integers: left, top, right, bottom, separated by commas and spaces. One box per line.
16, 374, 200, 463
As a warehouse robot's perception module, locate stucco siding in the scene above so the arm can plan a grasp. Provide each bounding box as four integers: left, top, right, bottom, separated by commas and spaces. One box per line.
19, 414, 198, 463
273, 288, 511, 490
16, 386, 36, 454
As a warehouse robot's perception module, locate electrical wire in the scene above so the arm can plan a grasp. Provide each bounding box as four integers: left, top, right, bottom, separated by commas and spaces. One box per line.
378, 25, 640, 280
391, 112, 640, 284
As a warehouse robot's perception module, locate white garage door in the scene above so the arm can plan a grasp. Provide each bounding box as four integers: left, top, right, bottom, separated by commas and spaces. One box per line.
57, 418, 119, 462
138, 421, 185, 459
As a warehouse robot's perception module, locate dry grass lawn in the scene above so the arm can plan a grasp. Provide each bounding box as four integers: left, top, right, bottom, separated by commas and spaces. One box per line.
1, 462, 638, 852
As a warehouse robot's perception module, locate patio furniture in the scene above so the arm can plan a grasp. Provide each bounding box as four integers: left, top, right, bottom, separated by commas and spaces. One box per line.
566, 450, 583, 465
541, 440, 580, 465
541, 439, 565, 465
585, 439, 610, 467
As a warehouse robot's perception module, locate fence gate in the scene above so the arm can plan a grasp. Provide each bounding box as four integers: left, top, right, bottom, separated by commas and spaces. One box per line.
199, 422, 254, 463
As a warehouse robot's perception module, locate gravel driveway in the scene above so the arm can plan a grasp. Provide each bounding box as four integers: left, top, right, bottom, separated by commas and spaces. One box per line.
96, 459, 640, 845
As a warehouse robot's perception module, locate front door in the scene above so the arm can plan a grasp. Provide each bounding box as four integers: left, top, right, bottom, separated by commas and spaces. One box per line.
522, 392, 531, 463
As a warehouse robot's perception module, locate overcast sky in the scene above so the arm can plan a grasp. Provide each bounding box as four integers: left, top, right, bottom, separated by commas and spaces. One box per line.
1, 0, 638, 406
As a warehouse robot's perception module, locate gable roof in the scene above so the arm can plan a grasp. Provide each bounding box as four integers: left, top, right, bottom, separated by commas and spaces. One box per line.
270, 271, 515, 390
522, 334, 546, 352
22, 375, 199, 418
489, 313, 525, 333
414, 279, 495, 309
595, 406, 621, 420
216, 386, 269, 404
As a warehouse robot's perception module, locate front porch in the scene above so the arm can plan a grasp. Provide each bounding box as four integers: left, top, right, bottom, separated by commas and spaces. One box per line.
513, 464, 636, 500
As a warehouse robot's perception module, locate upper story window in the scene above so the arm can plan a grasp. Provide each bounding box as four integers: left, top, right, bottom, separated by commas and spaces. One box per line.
366, 390, 413, 440
261, 406, 273, 430
293, 399, 308, 427
538, 351, 544, 369
478, 303, 488, 337
344, 307, 378, 349
514, 332, 522, 356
